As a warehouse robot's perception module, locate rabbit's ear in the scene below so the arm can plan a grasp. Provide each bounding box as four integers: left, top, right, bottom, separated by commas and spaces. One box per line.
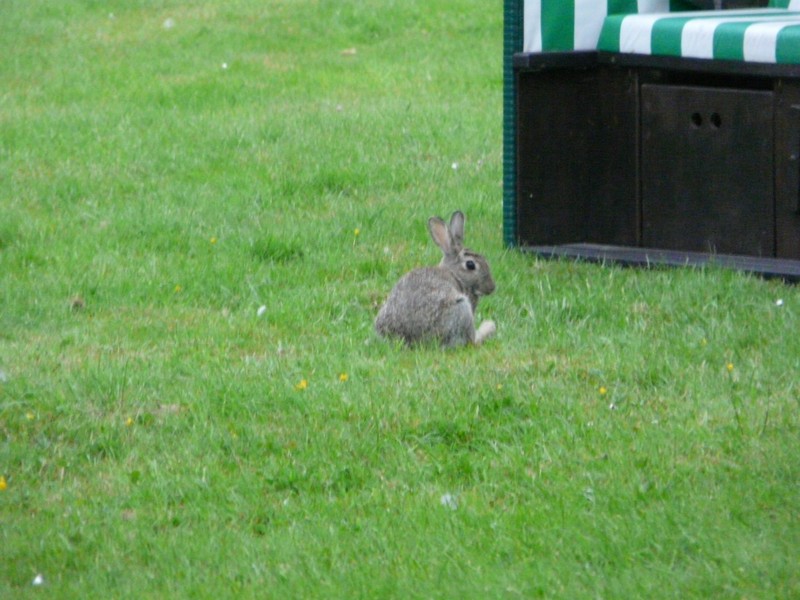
448, 211, 465, 250
428, 216, 453, 255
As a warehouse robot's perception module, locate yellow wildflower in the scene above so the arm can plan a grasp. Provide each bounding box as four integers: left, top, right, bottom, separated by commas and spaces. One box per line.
339, 373, 349, 382
295, 379, 308, 391
210, 236, 218, 244
354, 228, 360, 237
125, 417, 134, 427
0, 476, 7, 491
726, 362, 734, 373
599, 386, 608, 396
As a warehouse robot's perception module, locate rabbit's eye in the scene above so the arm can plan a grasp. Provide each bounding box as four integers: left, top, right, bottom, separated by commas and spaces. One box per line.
465, 260, 476, 271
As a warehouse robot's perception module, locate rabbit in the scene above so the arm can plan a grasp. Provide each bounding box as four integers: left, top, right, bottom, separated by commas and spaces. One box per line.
375, 210, 496, 347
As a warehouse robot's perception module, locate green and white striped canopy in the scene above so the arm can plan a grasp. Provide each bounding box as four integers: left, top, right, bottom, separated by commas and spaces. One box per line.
523, 0, 700, 52
598, 9, 800, 63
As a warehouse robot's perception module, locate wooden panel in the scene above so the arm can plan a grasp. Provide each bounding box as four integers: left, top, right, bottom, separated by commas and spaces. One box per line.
641, 84, 775, 256
774, 80, 800, 259
516, 68, 595, 245
592, 67, 639, 246
515, 65, 638, 247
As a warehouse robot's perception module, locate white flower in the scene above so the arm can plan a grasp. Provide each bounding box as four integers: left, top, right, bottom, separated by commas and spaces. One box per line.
440, 493, 458, 510
776, 299, 784, 307
162, 18, 175, 30
257, 305, 267, 318
32, 574, 44, 586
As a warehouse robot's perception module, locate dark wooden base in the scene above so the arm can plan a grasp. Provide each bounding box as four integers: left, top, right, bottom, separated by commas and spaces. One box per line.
512, 52, 800, 277
525, 244, 800, 282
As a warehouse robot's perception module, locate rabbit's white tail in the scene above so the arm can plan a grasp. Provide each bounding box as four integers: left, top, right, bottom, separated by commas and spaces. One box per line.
475, 320, 496, 345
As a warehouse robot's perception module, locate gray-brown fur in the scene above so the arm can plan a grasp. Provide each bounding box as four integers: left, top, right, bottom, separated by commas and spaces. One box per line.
374, 211, 496, 347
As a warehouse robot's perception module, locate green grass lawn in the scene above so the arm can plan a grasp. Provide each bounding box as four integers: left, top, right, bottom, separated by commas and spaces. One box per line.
2, 0, 799, 597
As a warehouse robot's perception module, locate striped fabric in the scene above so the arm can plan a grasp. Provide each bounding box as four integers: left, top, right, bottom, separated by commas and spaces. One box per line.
523, 0, 699, 52
598, 9, 800, 64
